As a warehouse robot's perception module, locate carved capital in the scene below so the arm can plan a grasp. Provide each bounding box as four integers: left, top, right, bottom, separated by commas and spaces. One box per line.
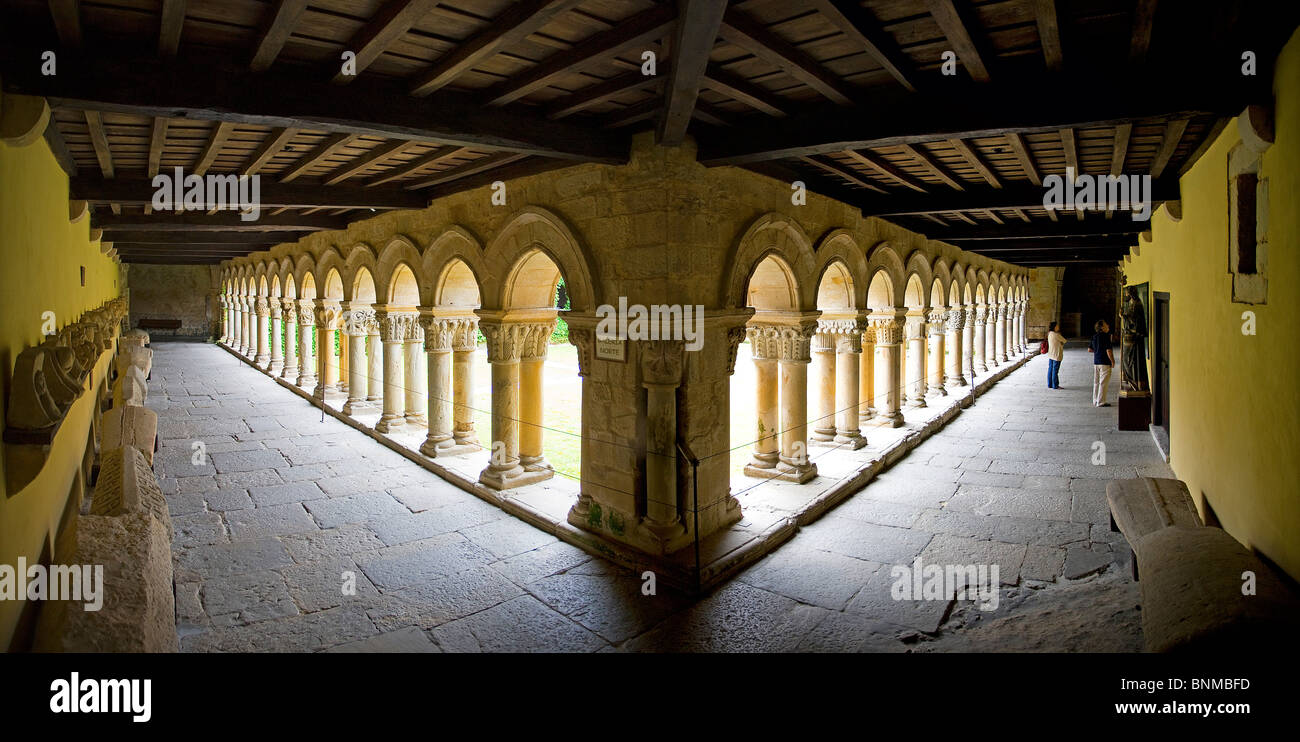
297, 301, 317, 327
725, 324, 748, 375
420, 316, 456, 353
748, 322, 816, 362
377, 312, 415, 343
869, 317, 904, 345
641, 339, 684, 387
342, 308, 374, 336
811, 332, 837, 354
520, 321, 555, 360
568, 327, 594, 377
451, 317, 479, 352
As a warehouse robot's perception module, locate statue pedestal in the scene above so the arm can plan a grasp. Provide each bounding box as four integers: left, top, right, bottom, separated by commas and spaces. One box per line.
1118, 391, 1150, 431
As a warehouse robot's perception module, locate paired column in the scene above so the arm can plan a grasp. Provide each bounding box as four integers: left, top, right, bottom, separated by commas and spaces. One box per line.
367, 326, 383, 405
375, 310, 412, 433
858, 330, 875, 424
926, 310, 947, 397
904, 316, 927, 407
343, 308, 375, 415
964, 306, 978, 377
518, 321, 555, 472
809, 331, 838, 443
640, 340, 686, 542
404, 318, 427, 425
451, 320, 479, 449
280, 300, 299, 382
833, 322, 866, 449
218, 297, 229, 344
419, 315, 456, 457
317, 302, 342, 395
1020, 301, 1030, 351
995, 304, 1009, 362
746, 327, 780, 474
296, 300, 317, 390
478, 320, 555, 490
974, 306, 989, 371
744, 322, 818, 482
871, 317, 905, 427
945, 308, 967, 388
236, 297, 249, 355
268, 300, 284, 375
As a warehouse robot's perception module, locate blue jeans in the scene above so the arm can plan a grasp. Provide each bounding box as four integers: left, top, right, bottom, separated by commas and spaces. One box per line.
1047, 359, 1061, 388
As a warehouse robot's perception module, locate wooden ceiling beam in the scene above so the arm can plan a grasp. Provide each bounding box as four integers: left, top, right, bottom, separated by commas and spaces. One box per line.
1110, 122, 1132, 175
483, 4, 675, 106
925, 0, 991, 82
1129, 0, 1159, 66
47, 0, 82, 47
158, 0, 186, 57
931, 221, 1146, 240
1004, 132, 1041, 186
1150, 117, 1188, 178
842, 149, 927, 192
719, 7, 856, 105
242, 127, 298, 176
949, 137, 1000, 187
1061, 127, 1078, 173
365, 145, 472, 187
807, 0, 916, 92
1, 45, 627, 162
70, 177, 428, 210
702, 64, 787, 117
799, 155, 888, 194
102, 231, 303, 244
861, 178, 1179, 216
279, 133, 359, 183
404, 152, 529, 190
657, 0, 728, 145
409, 0, 585, 97
250, 0, 309, 72
898, 143, 964, 190
92, 212, 347, 231
1032, 0, 1063, 72
193, 121, 235, 176
546, 71, 655, 119
322, 140, 414, 185
332, 0, 440, 84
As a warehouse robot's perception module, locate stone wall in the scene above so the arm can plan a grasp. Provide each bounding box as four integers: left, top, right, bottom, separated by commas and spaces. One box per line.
126, 264, 218, 340
1027, 267, 1064, 339
1060, 266, 1119, 338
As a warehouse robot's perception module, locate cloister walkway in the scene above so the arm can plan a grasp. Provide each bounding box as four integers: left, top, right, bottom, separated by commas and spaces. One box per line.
154, 342, 1170, 652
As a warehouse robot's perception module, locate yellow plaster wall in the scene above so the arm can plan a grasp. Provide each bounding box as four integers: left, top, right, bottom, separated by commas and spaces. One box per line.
0, 135, 121, 647
1123, 29, 1300, 579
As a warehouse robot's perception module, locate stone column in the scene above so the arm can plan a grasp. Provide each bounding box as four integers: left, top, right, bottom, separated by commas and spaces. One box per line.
235, 297, 248, 355
367, 327, 383, 404
905, 316, 927, 407
833, 323, 866, 449
451, 319, 479, 448
859, 329, 875, 422
296, 301, 317, 390
477, 321, 550, 490
776, 323, 818, 483
982, 306, 993, 366
973, 306, 988, 372
419, 315, 455, 457
342, 308, 373, 415
872, 317, 904, 427
809, 330, 837, 443
1020, 301, 1029, 351
518, 321, 555, 472
269, 300, 284, 375
927, 310, 947, 397
375, 311, 408, 433
281, 300, 298, 382
640, 339, 686, 542
404, 318, 427, 425
995, 304, 1008, 362
218, 296, 228, 344
945, 308, 967, 388
254, 297, 271, 367
225, 297, 234, 347
317, 302, 342, 394
745, 326, 780, 474
964, 306, 977, 377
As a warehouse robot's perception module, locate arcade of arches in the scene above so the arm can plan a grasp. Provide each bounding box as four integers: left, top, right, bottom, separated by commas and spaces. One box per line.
210, 138, 1032, 572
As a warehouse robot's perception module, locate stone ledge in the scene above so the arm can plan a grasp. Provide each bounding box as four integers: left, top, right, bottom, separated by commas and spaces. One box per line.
214, 340, 1035, 593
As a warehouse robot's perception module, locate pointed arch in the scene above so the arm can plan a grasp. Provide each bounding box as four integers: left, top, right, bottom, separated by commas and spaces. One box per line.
482, 207, 598, 312
425, 227, 487, 308
814, 229, 868, 310
723, 213, 817, 310
865, 241, 906, 309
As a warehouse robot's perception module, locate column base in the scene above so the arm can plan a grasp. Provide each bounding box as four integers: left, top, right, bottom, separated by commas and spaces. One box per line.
945, 374, 968, 387
366, 395, 383, 404
420, 438, 479, 458
269, 360, 284, 375
636, 518, 689, 552
342, 399, 373, 415
744, 460, 818, 484
858, 409, 876, 424
833, 430, 868, 449
453, 431, 479, 448
479, 463, 553, 491
519, 454, 552, 473
375, 414, 405, 433
906, 396, 927, 408
297, 375, 317, 390
927, 384, 948, 397
809, 428, 839, 445
404, 413, 428, 426
870, 411, 905, 428
256, 353, 270, 368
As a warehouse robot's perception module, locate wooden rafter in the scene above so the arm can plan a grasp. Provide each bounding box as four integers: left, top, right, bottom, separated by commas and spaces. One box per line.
83, 109, 113, 177
861, 179, 1179, 216
409, 0, 585, 97
1033, 0, 1063, 72
322, 140, 414, 185
70, 177, 428, 210
658, 0, 728, 145
925, 0, 990, 82
280, 133, 359, 182
1003, 132, 1041, 186
483, 4, 675, 106
250, 0, 309, 72
807, 0, 916, 92
43, 120, 77, 177
702, 64, 787, 117
405, 152, 529, 190
842, 149, 926, 192
1129, 0, 1159, 65
932, 221, 1146, 240
1150, 117, 1188, 178
101, 231, 305, 244
799, 155, 888, 194
1110, 122, 1132, 175
193, 121, 235, 176
898, 144, 963, 190
332, 0, 440, 85
93, 212, 347, 231
242, 127, 298, 176
719, 8, 856, 105
949, 137, 1000, 187
158, 0, 186, 57
365, 145, 471, 187
48, 0, 82, 47
547, 71, 654, 119
1061, 127, 1078, 173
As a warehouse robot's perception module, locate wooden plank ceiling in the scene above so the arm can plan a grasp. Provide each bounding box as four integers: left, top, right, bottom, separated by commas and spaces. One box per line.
1, 0, 1295, 265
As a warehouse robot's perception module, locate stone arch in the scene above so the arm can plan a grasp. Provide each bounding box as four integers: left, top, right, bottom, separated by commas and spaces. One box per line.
315, 249, 348, 301
352, 266, 378, 304
483, 207, 598, 312
387, 263, 421, 308
723, 213, 817, 310
865, 241, 906, 309
270, 274, 281, 298
425, 227, 488, 308
865, 268, 895, 313
293, 254, 318, 299
903, 273, 926, 311
815, 259, 856, 311
375, 236, 426, 307
903, 250, 934, 307
813, 229, 868, 309
747, 254, 801, 311
343, 243, 379, 299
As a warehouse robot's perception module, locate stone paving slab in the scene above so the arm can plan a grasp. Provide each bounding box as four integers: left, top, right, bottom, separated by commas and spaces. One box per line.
155, 342, 1167, 652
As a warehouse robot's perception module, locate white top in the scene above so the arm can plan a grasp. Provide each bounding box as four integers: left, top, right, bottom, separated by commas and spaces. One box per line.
1047, 331, 1067, 362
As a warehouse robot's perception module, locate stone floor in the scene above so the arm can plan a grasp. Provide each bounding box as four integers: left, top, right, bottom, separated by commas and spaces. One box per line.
152, 341, 1169, 652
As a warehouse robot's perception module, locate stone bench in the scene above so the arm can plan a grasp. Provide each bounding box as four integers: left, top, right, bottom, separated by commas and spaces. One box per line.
1138, 526, 1300, 653
33, 446, 176, 652
101, 405, 159, 468
137, 318, 181, 331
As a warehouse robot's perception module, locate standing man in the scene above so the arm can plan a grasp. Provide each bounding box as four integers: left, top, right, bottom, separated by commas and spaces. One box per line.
1089, 320, 1114, 407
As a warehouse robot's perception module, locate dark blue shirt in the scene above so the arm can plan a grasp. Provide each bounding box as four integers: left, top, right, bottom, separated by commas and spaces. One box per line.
1090, 332, 1113, 365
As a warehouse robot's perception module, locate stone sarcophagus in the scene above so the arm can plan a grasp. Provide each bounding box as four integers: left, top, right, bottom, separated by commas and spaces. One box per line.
101, 405, 159, 468
112, 365, 148, 408
115, 346, 153, 380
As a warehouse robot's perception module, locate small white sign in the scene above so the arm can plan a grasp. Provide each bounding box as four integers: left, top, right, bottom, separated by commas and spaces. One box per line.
595, 336, 625, 362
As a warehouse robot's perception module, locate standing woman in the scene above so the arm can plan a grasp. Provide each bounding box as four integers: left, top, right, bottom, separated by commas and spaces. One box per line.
1046, 322, 1066, 389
